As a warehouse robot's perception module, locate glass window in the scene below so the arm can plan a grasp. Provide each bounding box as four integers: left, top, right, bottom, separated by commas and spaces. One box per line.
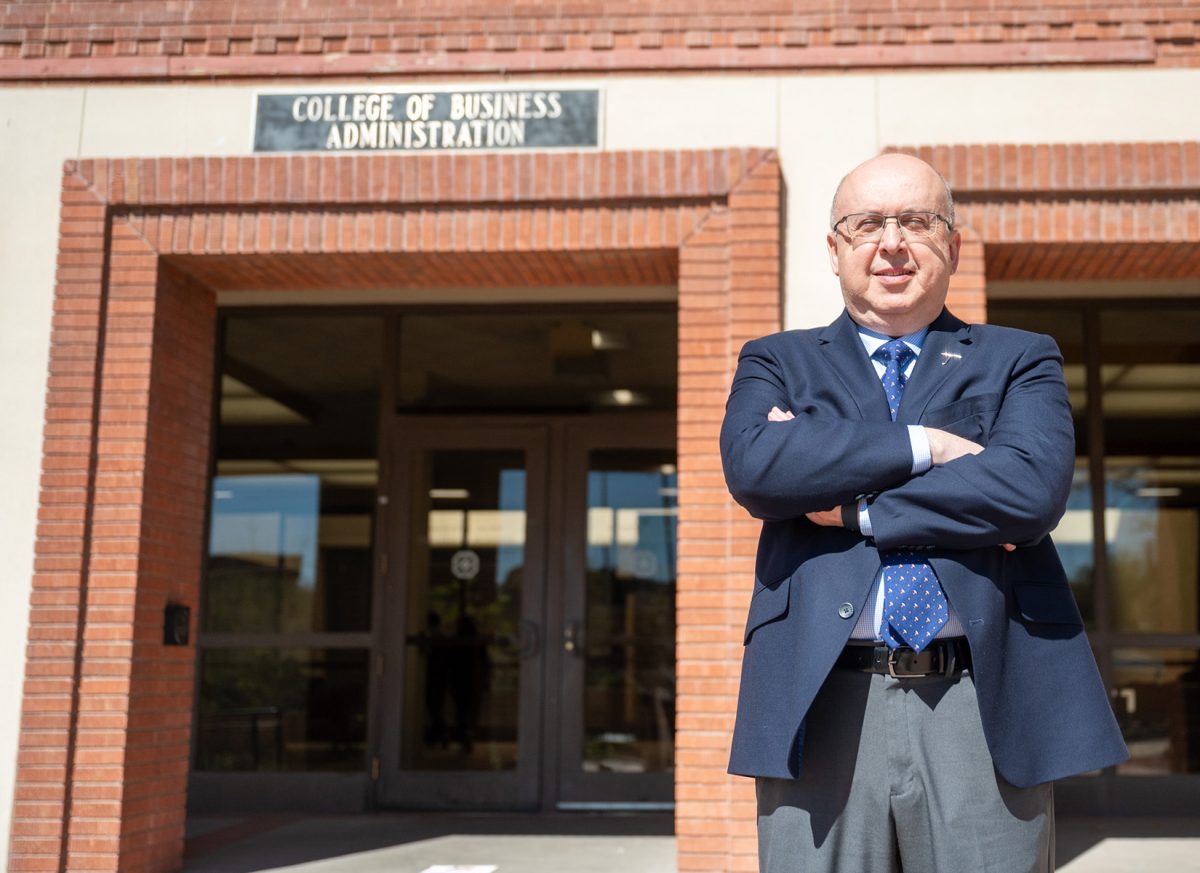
1112, 648, 1200, 775
206, 470, 374, 633
196, 648, 369, 772
582, 449, 677, 774
199, 313, 382, 772
1101, 308, 1200, 634
400, 450, 528, 772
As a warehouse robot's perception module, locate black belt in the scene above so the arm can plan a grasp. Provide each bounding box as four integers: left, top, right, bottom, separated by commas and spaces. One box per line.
836, 638, 971, 678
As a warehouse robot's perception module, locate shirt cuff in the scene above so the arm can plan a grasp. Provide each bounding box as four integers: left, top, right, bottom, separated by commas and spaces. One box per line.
858, 498, 873, 538
909, 425, 932, 475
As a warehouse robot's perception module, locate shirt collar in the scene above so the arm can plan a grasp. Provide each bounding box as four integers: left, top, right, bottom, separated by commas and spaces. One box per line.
855, 323, 930, 358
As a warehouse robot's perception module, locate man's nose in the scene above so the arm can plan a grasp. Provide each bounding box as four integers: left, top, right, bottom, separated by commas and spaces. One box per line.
877, 219, 907, 252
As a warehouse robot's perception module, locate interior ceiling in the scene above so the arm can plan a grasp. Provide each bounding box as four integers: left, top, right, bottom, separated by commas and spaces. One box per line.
986, 242, 1200, 282
168, 250, 677, 293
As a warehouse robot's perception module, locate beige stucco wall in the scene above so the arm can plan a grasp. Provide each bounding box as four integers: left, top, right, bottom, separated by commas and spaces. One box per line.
0, 65, 1198, 852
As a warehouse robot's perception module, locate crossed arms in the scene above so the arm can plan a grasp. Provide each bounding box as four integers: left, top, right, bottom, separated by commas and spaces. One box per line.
719, 333, 1075, 552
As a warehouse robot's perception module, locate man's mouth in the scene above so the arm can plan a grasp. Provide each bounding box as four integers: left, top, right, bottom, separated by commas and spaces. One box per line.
873, 267, 915, 285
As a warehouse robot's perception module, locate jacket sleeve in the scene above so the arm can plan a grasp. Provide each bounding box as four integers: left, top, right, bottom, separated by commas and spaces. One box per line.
867, 333, 1075, 550
720, 336, 917, 522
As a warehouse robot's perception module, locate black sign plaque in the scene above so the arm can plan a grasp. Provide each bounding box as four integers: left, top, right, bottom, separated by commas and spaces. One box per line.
254, 89, 600, 153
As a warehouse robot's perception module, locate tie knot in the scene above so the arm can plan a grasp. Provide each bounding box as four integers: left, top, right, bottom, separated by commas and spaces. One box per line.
876, 338, 913, 366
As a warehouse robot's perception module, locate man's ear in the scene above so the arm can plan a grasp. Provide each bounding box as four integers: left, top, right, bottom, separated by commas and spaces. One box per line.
946, 229, 962, 275
826, 232, 841, 276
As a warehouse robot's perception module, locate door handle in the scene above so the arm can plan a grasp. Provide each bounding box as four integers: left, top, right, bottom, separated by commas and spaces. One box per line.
563, 620, 583, 656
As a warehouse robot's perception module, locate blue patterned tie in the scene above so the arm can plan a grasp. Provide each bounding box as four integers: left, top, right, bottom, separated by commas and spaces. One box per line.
876, 339, 948, 653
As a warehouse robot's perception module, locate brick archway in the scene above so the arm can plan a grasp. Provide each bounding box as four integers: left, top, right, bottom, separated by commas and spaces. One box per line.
14, 150, 782, 873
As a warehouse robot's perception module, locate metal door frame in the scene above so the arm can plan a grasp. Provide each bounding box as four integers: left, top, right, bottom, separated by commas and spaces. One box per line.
553, 413, 676, 808
376, 417, 550, 808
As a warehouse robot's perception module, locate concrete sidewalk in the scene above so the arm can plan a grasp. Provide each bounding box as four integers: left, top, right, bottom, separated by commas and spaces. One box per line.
182, 813, 1200, 873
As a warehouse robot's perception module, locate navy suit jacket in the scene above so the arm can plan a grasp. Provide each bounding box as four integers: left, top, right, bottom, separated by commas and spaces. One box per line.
720, 307, 1128, 788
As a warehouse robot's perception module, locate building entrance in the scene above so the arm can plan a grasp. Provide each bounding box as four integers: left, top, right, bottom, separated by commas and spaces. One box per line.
193, 306, 679, 813
377, 415, 676, 810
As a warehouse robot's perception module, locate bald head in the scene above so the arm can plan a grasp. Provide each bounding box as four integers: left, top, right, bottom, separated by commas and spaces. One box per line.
829, 153, 955, 230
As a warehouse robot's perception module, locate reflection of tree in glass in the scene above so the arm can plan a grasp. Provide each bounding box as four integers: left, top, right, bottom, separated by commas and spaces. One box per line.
197, 649, 366, 772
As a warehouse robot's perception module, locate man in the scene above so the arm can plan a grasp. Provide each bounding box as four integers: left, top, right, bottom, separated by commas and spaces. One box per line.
719, 153, 1127, 873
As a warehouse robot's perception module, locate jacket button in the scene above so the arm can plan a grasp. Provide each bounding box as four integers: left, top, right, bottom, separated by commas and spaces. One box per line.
838, 602, 855, 619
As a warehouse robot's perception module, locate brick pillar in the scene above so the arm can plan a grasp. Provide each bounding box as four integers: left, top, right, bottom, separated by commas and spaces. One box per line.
11, 186, 216, 872
948, 225, 987, 324
116, 262, 216, 871
10, 167, 109, 873
675, 152, 782, 873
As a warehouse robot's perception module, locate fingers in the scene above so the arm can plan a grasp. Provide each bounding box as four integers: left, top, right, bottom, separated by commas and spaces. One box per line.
926, 427, 984, 464
1002, 543, 1016, 552
767, 406, 796, 422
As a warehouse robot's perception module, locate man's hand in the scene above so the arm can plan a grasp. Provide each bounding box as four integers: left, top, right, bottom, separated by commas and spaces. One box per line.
925, 427, 984, 465
805, 507, 843, 527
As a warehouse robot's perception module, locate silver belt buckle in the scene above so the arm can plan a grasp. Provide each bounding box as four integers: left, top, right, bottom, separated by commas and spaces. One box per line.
886, 646, 937, 678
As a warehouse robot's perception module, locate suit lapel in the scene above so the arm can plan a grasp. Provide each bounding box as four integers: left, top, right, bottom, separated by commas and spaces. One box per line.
895, 308, 973, 424
817, 310, 893, 421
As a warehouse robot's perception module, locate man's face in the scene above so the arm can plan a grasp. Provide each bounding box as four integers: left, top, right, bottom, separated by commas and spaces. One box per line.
825, 155, 961, 336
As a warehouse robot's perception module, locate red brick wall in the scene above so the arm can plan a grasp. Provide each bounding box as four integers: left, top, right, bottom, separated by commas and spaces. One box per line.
1, 1, 1196, 80
893, 142, 1200, 297
948, 226, 987, 324
16, 149, 782, 873
14, 181, 218, 873
117, 262, 215, 872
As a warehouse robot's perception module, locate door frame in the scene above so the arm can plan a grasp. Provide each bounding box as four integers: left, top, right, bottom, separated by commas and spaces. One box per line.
553, 414, 677, 809
372, 412, 675, 811
376, 418, 551, 808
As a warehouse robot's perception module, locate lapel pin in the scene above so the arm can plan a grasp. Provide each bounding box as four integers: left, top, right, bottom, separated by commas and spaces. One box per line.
940, 351, 962, 365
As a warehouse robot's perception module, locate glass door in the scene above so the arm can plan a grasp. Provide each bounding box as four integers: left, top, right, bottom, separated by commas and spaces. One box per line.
378, 421, 547, 808
556, 416, 677, 807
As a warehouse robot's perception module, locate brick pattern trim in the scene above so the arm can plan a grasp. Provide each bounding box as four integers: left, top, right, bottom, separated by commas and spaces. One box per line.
948, 225, 987, 324
17, 148, 782, 873
901, 142, 1200, 195
893, 142, 1200, 287
1, 1, 1197, 80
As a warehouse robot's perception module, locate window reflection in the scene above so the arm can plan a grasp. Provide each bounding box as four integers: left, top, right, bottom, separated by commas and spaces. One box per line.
1106, 459, 1200, 635
200, 313, 382, 772
583, 450, 677, 774
1113, 648, 1200, 775
401, 450, 526, 772
196, 648, 369, 772
1101, 308, 1200, 635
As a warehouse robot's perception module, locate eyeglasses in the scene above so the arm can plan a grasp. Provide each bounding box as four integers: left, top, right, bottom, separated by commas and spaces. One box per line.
832, 212, 953, 245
